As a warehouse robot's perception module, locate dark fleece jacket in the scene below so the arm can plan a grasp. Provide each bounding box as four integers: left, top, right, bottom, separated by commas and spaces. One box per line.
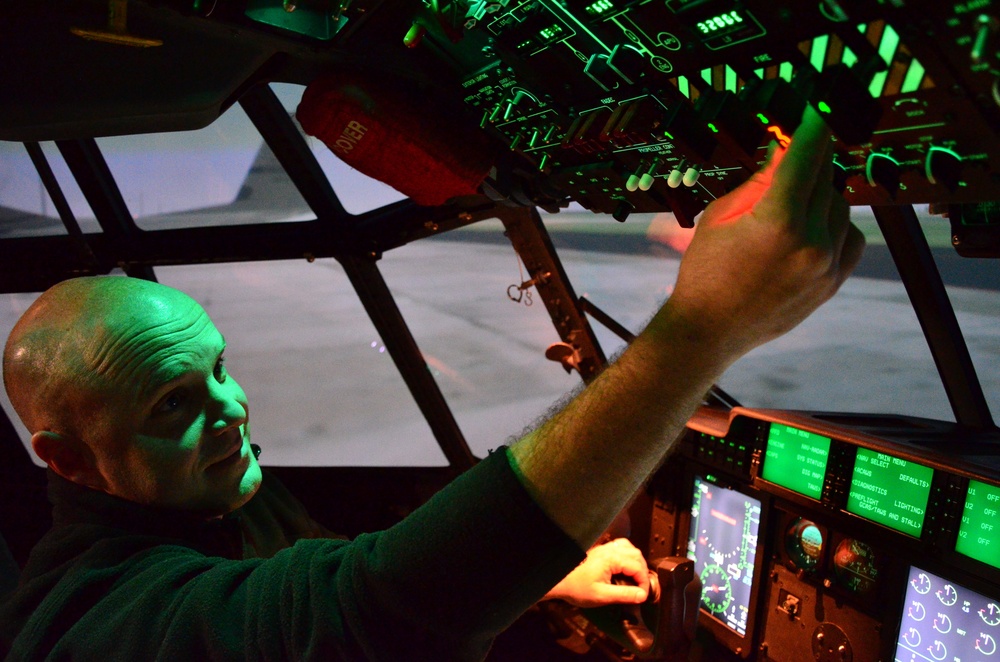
1, 449, 583, 661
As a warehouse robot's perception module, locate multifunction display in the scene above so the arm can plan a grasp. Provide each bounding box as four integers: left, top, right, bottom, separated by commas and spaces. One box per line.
895, 566, 1000, 661
957, 479, 1000, 570
847, 449, 933, 537
761, 423, 831, 500
687, 477, 761, 637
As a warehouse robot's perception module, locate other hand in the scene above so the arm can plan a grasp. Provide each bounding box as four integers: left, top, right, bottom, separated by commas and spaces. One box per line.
542, 538, 650, 608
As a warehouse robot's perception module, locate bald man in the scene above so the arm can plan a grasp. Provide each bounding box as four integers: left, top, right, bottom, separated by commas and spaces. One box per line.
0, 106, 863, 660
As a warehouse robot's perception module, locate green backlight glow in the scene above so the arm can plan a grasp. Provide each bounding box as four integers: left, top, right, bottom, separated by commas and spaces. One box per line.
695, 10, 744, 34
761, 424, 831, 500
539, 25, 565, 40
585, 0, 614, 15
818, 101, 832, 113
956, 480, 1000, 569
810, 34, 829, 72
847, 449, 933, 537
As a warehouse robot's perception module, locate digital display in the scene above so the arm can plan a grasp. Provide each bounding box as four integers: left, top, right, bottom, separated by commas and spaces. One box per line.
895, 566, 1000, 661
847, 449, 933, 537
695, 10, 744, 34
687, 477, 761, 637
761, 423, 831, 499
957, 479, 1000, 569
664, 1, 765, 49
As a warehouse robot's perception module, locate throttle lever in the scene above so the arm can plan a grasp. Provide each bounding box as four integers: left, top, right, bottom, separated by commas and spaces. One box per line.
613, 572, 660, 654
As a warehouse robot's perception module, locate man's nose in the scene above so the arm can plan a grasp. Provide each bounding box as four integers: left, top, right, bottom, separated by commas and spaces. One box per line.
208, 381, 247, 434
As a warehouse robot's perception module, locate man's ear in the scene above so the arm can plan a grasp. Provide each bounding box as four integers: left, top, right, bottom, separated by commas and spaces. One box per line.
31, 431, 106, 491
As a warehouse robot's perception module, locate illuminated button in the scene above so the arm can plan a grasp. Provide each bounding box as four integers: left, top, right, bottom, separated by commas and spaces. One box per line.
682, 166, 701, 187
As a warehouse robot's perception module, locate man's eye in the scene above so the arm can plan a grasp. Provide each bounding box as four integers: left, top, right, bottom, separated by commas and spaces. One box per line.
214, 356, 227, 383
155, 390, 187, 415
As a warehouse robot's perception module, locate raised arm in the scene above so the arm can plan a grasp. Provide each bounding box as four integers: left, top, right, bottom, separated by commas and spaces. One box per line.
510, 105, 865, 549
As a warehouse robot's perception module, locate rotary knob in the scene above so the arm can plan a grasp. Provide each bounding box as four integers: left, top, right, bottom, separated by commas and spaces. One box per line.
866, 152, 901, 195
925, 146, 963, 190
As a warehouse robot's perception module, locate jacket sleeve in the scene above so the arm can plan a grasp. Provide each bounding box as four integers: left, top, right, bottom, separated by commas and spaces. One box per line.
41, 449, 584, 662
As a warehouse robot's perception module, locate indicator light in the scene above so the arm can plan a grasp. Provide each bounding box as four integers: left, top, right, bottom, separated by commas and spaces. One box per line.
707, 122, 719, 133
817, 101, 832, 113
756, 112, 769, 124
767, 125, 791, 147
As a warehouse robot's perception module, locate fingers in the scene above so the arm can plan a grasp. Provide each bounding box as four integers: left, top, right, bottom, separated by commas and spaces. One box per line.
604, 538, 650, 596
587, 582, 648, 606
769, 104, 834, 208
838, 221, 866, 283
804, 141, 836, 246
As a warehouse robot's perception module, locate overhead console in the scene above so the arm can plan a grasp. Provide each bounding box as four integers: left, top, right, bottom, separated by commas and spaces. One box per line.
627, 407, 1000, 661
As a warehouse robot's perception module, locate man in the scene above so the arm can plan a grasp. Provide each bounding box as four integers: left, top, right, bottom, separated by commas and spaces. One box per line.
0, 106, 862, 660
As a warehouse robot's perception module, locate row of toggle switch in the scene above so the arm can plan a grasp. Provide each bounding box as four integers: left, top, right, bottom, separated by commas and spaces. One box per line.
625, 158, 701, 191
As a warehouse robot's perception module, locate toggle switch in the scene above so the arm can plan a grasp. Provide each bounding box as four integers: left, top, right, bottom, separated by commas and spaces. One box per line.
667, 159, 687, 188
625, 161, 649, 192
682, 165, 701, 187
638, 158, 662, 191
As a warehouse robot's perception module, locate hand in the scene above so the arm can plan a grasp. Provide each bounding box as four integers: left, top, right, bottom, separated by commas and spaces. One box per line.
542, 538, 650, 608
663, 104, 865, 362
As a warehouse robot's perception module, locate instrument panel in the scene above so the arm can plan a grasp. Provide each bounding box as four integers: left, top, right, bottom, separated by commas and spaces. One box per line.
394, 0, 1000, 223
634, 407, 1000, 661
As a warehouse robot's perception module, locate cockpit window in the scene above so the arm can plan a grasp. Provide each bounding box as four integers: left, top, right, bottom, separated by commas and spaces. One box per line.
0, 142, 101, 238
553, 207, 998, 424
379, 222, 582, 458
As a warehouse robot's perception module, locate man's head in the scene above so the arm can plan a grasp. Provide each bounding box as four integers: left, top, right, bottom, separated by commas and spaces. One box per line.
3, 276, 261, 517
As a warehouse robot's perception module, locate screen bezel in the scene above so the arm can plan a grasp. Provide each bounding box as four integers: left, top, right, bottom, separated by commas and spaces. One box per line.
682, 470, 769, 658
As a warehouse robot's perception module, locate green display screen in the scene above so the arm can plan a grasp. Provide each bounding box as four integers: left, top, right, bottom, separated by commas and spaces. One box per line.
956, 479, 1000, 569
847, 449, 933, 537
761, 423, 831, 499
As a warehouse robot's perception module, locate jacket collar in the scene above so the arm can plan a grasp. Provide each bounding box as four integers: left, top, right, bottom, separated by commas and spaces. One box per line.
47, 470, 245, 560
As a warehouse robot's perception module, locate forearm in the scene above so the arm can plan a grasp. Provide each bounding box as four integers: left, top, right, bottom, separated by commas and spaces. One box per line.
510, 106, 863, 551
510, 300, 737, 549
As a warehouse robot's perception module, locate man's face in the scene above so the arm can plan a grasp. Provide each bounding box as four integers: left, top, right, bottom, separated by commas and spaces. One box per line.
82, 293, 262, 516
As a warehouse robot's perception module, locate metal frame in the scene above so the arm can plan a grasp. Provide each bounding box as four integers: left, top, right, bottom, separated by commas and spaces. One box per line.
872, 204, 995, 431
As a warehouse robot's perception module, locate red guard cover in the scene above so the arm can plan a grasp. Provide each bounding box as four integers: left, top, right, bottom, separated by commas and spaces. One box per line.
296, 72, 497, 207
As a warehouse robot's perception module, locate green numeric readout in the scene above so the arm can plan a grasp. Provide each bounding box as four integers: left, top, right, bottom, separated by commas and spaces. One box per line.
762, 424, 831, 499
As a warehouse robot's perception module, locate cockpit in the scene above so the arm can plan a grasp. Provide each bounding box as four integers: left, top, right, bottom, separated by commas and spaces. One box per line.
1, 1, 999, 660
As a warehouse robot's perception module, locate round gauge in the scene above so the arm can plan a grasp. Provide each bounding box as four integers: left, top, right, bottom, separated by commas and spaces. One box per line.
832, 538, 878, 595
937, 583, 958, 607
912, 572, 932, 595
785, 518, 824, 571
699, 564, 733, 615
981, 602, 1000, 627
